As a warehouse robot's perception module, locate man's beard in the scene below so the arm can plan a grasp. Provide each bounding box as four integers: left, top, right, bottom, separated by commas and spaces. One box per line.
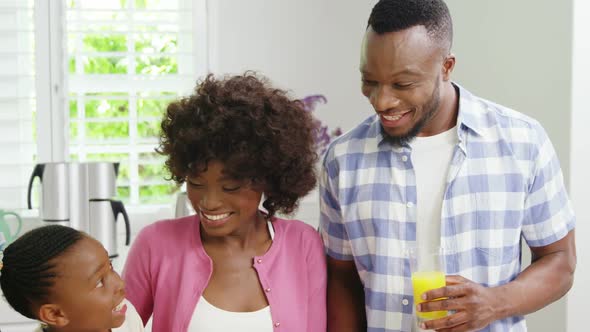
382, 80, 441, 146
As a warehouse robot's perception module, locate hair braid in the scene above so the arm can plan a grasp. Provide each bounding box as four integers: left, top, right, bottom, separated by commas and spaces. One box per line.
0, 225, 83, 319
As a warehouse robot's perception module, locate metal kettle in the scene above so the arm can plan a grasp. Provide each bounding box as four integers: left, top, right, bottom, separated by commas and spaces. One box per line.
69, 162, 120, 231
88, 199, 130, 258
27, 163, 70, 222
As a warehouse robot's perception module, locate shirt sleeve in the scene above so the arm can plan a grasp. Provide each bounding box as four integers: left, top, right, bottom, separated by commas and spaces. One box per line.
305, 228, 327, 332
522, 121, 576, 247
122, 226, 155, 326
319, 146, 354, 260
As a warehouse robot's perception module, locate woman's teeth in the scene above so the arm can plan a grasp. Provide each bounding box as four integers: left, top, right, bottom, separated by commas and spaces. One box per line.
202, 212, 231, 221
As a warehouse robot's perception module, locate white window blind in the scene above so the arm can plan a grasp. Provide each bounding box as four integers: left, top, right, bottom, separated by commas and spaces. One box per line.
0, 0, 37, 210
64, 0, 207, 206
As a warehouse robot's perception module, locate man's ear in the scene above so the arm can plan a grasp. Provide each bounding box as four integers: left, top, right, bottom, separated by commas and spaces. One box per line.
38, 303, 70, 327
441, 53, 456, 81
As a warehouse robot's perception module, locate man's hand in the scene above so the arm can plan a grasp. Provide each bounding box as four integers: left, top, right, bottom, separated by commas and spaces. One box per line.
417, 275, 501, 332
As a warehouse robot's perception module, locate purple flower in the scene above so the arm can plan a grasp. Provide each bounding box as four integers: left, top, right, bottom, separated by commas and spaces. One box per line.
300, 94, 342, 155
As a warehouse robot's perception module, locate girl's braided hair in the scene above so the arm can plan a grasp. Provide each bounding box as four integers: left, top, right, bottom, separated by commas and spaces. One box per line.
0, 225, 83, 319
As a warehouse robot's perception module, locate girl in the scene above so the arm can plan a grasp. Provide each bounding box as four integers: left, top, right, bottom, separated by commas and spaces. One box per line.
0, 225, 143, 332
123, 72, 327, 331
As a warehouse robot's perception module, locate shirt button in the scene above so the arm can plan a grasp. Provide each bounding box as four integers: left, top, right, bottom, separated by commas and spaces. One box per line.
402, 298, 409, 306
257, 259, 262, 264
401, 155, 408, 162
274, 322, 281, 327
406, 202, 414, 208
265, 288, 271, 292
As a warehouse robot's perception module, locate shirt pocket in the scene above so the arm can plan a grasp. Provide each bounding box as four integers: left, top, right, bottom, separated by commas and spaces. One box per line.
474, 191, 524, 265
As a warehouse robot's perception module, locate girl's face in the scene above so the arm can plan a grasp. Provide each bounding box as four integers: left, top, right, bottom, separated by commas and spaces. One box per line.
186, 160, 264, 238
46, 236, 127, 331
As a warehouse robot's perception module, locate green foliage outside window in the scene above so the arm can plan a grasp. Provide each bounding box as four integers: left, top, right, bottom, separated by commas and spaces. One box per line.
67, 0, 181, 204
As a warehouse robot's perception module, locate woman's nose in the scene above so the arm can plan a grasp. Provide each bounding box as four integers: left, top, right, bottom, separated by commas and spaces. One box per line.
199, 191, 223, 210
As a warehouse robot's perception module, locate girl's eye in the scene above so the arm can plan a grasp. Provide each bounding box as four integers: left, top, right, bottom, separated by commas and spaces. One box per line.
223, 186, 241, 192
96, 279, 104, 288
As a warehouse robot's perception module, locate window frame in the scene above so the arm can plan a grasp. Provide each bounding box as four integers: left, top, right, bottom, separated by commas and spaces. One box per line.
34, 0, 210, 216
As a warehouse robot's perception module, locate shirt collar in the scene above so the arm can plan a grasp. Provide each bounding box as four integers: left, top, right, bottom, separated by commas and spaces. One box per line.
374, 82, 484, 149
454, 82, 485, 138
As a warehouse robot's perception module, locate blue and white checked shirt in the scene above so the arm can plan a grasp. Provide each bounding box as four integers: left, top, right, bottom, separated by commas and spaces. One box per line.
319, 84, 575, 332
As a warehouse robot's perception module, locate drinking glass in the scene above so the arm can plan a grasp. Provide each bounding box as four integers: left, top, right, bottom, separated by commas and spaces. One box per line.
408, 247, 448, 323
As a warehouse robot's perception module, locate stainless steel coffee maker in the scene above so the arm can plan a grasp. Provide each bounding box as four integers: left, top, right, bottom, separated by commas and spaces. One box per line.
27, 162, 130, 257
27, 163, 71, 226
82, 162, 130, 258
88, 198, 130, 258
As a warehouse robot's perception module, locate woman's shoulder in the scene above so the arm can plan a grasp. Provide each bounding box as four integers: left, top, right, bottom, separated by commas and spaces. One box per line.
272, 217, 323, 249
139, 215, 198, 238
135, 215, 198, 245
272, 217, 317, 233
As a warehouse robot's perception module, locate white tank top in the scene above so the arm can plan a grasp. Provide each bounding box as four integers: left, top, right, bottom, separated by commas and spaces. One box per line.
187, 296, 273, 332
187, 220, 275, 332
410, 126, 457, 257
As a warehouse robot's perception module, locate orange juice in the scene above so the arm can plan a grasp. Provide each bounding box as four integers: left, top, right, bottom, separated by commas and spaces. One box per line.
411, 270, 447, 320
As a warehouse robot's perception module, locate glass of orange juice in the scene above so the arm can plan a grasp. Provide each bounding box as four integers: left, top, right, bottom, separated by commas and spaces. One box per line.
407, 247, 448, 324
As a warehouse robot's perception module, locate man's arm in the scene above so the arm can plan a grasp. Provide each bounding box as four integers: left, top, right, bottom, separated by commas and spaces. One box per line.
418, 230, 576, 331
495, 229, 576, 317
327, 256, 367, 332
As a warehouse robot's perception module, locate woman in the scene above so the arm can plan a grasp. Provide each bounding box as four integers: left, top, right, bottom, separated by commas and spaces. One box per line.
122, 73, 327, 331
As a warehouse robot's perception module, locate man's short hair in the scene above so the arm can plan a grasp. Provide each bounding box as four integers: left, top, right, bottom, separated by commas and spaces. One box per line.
368, 0, 453, 51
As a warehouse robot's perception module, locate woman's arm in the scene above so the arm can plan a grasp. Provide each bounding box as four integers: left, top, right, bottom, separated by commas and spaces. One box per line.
306, 230, 328, 331
122, 227, 155, 326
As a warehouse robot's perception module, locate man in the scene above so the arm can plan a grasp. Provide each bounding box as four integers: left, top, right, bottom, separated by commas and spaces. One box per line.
319, 0, 576, 331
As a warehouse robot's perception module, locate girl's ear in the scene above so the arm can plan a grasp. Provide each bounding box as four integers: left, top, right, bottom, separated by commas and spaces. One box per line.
38, 303, 69, 327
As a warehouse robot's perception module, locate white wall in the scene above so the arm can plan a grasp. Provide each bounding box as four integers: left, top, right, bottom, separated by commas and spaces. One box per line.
567, 0, 590, 331
209, 0, 377, 136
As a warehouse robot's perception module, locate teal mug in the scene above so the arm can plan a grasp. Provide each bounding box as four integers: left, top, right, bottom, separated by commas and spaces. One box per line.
0, 209, 22, 250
